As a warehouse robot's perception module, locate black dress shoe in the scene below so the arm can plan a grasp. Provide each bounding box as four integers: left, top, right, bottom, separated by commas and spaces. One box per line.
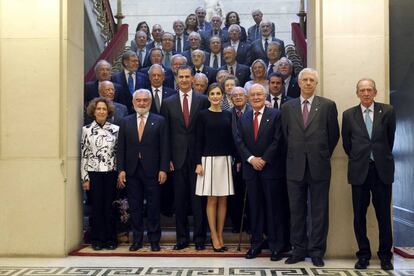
221, 246, 228, 251
270, 251, 283, 261
285, 256, 305, 264
129, 242, 143, 251
150, 242, 161, 252
354, 258, 369, 269
105, 241, 117, 250
245, 247, 261, 259
173, 242, 189, 250
380, 260, 394, 271
91, 242, 103, 251
195, 242, 205, 251
311, 257, 325, 267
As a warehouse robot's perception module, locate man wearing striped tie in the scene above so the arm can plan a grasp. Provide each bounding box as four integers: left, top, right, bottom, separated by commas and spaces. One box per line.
341, 78, 396, 271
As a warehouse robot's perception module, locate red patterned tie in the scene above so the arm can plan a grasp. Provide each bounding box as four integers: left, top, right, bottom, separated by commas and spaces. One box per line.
183, 93, 190, 128
253, 111, 259, 141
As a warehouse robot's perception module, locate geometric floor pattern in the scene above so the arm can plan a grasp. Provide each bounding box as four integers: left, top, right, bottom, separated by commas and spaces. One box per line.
1, 267, 414, 275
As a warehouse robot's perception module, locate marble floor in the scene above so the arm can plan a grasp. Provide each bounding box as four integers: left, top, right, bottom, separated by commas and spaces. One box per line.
1, 255, 414, 275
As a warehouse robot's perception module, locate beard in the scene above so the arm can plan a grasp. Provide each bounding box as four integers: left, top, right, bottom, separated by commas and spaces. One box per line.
134, 107, 150, 115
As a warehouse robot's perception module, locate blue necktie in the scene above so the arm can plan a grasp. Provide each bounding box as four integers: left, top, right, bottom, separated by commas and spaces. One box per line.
128, 72, 134, 94
364, 109, 374, 160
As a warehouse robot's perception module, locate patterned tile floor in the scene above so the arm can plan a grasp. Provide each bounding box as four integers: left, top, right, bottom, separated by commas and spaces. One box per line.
1, 255, 414, 276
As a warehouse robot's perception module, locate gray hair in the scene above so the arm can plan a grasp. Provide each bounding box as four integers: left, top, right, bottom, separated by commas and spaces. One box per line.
356, 78, 377, 92
122, 50, 138, 67
231, 86, 247, 96
188, 31, 201, 41
251, 9, 263, 16
148, 64, 165, 75
275, 57, 293, 68
132, 89, 152, 100
171, 54, 187, 64
98, 80, 114, 92
298, 68, 319, 83
260, 19, 272, 28
248, 83, 268, 96
250, 59, 267, 79
194, 72, 209, 82
228, 24, 241, 33
94, 60, 111, 72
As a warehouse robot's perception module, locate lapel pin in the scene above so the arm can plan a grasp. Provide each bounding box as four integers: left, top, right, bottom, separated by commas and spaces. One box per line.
151, 122, 155, 125
267, 119, 270, 122
379, 110, 382, 113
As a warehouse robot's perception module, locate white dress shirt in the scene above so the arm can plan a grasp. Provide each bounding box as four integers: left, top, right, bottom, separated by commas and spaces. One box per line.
179, 90, 193, 113
284, 75, 292, 96
209, 53, 222, 68
300, 94, 315, 113
124, 69, 136, 86
360, 103, 374, 121
152, 86, 163, 102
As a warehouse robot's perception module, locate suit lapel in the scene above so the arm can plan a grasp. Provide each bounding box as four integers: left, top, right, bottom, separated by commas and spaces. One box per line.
189, 92, 200, 126
141, 113, 154, 142
306, 96, 320, 128
174, 94, 186, 128
372, 102, 383, 139
245, 109, 254, 141
292, 98, 305, 129
353, 105, 370, 138
257, 107, 270, 141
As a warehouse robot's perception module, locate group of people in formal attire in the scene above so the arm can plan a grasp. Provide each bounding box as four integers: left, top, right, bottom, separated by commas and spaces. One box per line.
80, 6, 396, 271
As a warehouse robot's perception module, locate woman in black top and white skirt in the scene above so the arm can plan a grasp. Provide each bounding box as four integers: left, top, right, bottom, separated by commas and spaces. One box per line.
195, 83, 235, 252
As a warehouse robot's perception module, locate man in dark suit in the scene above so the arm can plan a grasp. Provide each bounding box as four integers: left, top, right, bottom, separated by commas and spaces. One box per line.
84, 80, 128, 126
248, 20, 285, 65
228, 86, 251, 233
117, 89, 169, 252
220, 46, 250, 87
267, 72, 292, 109
111, 51, 150, 113
139, 48, 175, 89
171, 54, 188, 89
223, 24, 251, 65
148, 64, 176, 114
160, 65, 210, 251
235, 83, 286, 261
193, 73, 209, 94
173, 20, 189, 53
161, 32, 177, 69
204, 36, 224, 69
266, 42, 283, 76
277, 57, 300, 98
191, 49, 217, 85
132, 31, 152, 68
200, 15, 229, 51
195, 7, 212, 32
182, 32, 203, 67
147, 24, 164, 49
247, 9, 276, 43
342, 78, 396, 271
281, 68, 339, 267
84, 60, 122, 107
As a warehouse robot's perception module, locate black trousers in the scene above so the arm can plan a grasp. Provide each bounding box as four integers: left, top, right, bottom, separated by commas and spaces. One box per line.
88, 171, 117, 243
173, 153, 207, 244
352, 162, 393, 261
287, 163, 330, 258
228, 164, 249, 231
246, 173, 287, 252
126, 162, 161, 244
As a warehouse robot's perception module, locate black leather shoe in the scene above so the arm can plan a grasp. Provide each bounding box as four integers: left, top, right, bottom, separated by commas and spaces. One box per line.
380, 260, 394, 271
129, 242, 142, 251
91, 242, 103, 251
285, 256, 305, 264
221, 246, 228, 251
245, 247, 261, 259
270, 251, 283, 261
354, 258, 369, 269
105, 241, 117, 250
195, 242, 205, 251
311, 257, 325, 267
173, 242, 189, 250
150, 242, 161, 252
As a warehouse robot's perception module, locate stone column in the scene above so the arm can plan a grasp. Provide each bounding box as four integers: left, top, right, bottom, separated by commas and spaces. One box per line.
0, 0, 83, 256
307, 0, 389, 257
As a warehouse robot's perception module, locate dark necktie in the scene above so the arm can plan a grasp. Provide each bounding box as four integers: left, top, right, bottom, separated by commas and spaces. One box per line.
253, 111, 260, 141
213, 54, 218, 69
182, 93, 190, 128
273, 96, 279, 109
128, 72, 134, 94
268, 64, 274, 76
230, 66, 234, 75
236, 110, 242, 120
196, 69, 201, 73
164, 52, 171, 68
154, 89, 161, 113
264, 38, 269, 53
177, 36, 182, 52
302, 100, 309, 127
255, 25, 260, 40
139, 50, 144, 66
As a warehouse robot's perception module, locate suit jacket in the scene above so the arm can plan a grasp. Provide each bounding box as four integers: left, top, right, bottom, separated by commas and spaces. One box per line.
84, 80, 123, 106
222, 25, 247, 42
200, 29, 229, 51
173, 34, 189, 53
130, 43, 152, 68
111, 71, 150, 113
192, 65, 217, 85
198, 21, 212, 33
139, 65, 175, 89
286, 76, 301, 98
223, 41, 251, 65
160, 92, 210, 170
248, 37, 285, 65
230, 105, 252, 158
267, 94, 292, 109
219, 63, 251, 86
204, 52, 224, 68
117, 113, 169, 178
342, 102, 396, 185
149, 86, 176, 114
281, 96, 340, 181
247, 22, 276, 43
235, 107, 284, 180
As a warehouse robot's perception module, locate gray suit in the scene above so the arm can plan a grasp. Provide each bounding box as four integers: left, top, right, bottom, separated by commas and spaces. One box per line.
281, 96, 339, 258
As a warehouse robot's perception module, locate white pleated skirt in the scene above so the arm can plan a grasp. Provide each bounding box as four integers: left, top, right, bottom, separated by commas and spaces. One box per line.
195, 156, 234, 196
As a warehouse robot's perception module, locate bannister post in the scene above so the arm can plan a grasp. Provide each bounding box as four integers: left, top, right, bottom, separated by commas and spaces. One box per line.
297, 0, 307, 37
114, 0, 125, 32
